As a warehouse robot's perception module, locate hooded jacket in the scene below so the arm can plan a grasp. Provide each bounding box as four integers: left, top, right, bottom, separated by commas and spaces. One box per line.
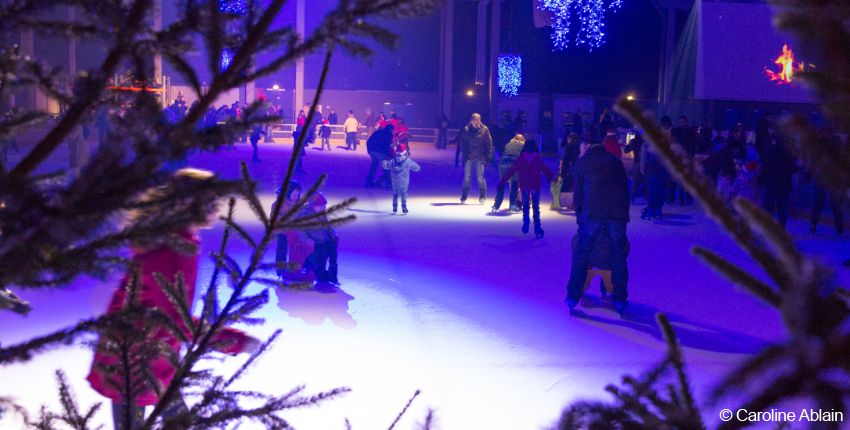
499, 152, 555, 191
382, 154, 421, 190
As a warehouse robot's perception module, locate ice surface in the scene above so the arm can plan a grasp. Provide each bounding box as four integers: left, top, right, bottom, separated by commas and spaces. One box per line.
2, 142, 849, 429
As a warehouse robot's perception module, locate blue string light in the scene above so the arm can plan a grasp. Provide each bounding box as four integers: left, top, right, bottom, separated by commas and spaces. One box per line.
219, 0, 247, 15
539, 0, 624, 50
220, 47, 234, 72
498, 54, 521, 97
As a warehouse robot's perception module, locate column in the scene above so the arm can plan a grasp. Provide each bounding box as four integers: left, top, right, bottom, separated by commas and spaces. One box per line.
439, 0, 454, 120
488, 0, 501, 123
295, 0, 305, 115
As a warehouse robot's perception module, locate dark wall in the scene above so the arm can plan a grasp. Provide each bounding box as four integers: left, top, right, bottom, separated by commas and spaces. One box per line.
453, 0, 663, 99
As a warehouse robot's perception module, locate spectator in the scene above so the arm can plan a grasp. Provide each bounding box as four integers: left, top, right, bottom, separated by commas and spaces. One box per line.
343, 110, 359, 151
624, 131, 645, 204
437, 113, 450, 150
755, 112, 773, 161
760, 125, 797, 228
572, 109, 584, 137
327, 109, 338, 125
697, 118, 713, 155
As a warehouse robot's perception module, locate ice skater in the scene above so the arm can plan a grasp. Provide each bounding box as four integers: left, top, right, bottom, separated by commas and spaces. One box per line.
458, 113, 493, 204
272, 181, 302, 277
382, 143, 421, 214
566, 138, 631, 316
87, 169, 259, 430
249, 122, 266, 162
498, 139, 554, 237
297, 192, 340, 285
319, 119, 332, 150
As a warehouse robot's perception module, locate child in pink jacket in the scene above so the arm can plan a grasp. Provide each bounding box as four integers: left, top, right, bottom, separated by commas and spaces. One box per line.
499, 140, 555, 237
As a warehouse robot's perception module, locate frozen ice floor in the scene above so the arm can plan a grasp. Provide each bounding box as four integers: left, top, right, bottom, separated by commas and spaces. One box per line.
2, 142, 850, 429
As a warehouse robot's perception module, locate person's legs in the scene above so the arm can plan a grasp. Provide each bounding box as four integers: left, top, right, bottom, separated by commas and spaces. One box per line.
380, 154, 391, 187
312, 242, 330, 281
476, 160, 487, 200
367, 151, 379, 186
831, 189, 845, 234
763, 185, 777, 218
462, 160, 473, 200
520, 189, 531, 233
493, 163, 509, 209
112, 402, 144, 430
566, 222, 604, 301
811, 182, 827, 228
393, 190, 399, 212
401, 188, 409, 212
251, 140, 259, 161
455, 143, 462, 166
531, 190, 541, 227
776, 187, 791, 228
606, 221, 629, 303
276, 233, 288, 276
509, 174, 520, 209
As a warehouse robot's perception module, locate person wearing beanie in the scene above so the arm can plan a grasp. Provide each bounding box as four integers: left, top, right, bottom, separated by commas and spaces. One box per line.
271, 181, 303, 277
730, 160, 760, 206
319, 119, 332, 151
297, 192, 340, 284
602, 129, 622, 159
382, 143, 421, 214
498, 139, 555, 237
366, 123, 394, 189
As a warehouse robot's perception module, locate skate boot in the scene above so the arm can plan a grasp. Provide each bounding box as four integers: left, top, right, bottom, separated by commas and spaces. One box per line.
640, 208, 651, 220
479, 197, 486, 205
460, 196, 467, 204
510, 205, 520, 212
522, 219, 530, 234
314, 267, 329, 284
328, 264, 339, 286
402, 205, 408, 214
565, 298, 578, 316
534, 224, 544, 238
810, 223, 817, 234
614, 301, 628, 317
393, 204, 398, 214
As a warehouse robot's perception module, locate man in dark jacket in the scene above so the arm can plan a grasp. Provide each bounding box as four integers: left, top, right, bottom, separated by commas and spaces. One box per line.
755, 112, 773, 161
459, 113, 493, 204
761, 125, 797, 228
366, 124, 394, 188
566, 139, 631, 315
572, 109, 583, 137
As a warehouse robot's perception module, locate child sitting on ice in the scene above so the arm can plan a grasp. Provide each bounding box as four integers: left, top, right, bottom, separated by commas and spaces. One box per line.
729, 160, 760, 205
297, 192, 340, 285
271, 181, 302, 277
498, 140, 555, 237
382, 143, 421, 214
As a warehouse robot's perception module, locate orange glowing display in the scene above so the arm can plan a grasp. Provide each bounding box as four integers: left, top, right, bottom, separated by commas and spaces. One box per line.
765, 44, 804, 85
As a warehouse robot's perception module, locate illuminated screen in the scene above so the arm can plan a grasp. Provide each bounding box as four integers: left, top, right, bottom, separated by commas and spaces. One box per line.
695, 1, 816, 103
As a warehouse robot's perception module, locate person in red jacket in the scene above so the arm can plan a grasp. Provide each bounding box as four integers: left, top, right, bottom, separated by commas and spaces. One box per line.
602, 129, 622, 159
87, 169, 259, 430
499, 140, 555, 237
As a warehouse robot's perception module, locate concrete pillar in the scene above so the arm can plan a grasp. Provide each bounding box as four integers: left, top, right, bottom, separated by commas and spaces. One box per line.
488, 0, 501, 124
153, 0, 162, 86
20, 29, 36, 111
295, 0, 305, 116
439, 0, 454, 120
662, 7, 675, 112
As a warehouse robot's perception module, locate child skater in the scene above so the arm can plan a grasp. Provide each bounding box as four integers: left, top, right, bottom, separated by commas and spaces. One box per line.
297, 192, 340, 285
382, 142, 421, 214
319, 119, 332, 151
499, 140, 555, 237
272, 181, 302, 277
249, 122, 266, 162
87, 169, 259, 430
730, 160, 760, 205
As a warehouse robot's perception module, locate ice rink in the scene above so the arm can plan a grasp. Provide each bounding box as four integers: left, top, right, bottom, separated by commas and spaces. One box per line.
2, 141, 849, 429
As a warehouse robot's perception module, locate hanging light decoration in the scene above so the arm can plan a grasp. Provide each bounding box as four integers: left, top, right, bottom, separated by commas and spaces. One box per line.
498, 54, 522, 97
538, 0, 624, 50
497, 30, 521, 97
218, 0, 246, 72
